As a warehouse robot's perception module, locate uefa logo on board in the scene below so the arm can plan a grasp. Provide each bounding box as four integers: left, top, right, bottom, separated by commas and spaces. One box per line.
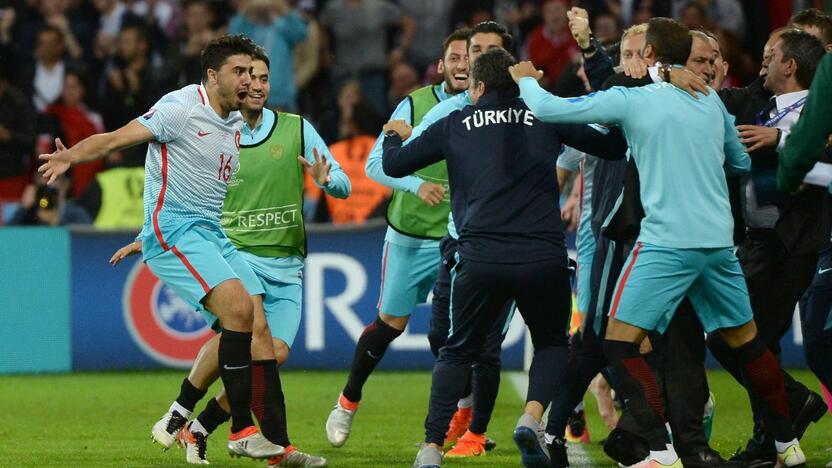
123, 260, 214, 368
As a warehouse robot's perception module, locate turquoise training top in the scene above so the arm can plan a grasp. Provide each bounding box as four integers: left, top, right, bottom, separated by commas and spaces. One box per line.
519, 77, 751, 249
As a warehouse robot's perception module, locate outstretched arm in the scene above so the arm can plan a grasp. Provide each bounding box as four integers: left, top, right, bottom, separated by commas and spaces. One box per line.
511, 62, 628, 125
39, 120, 153, 184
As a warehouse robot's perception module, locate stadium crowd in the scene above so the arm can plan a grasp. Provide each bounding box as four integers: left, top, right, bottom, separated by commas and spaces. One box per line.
12, 0, 832, 467
0, 0, 821, 227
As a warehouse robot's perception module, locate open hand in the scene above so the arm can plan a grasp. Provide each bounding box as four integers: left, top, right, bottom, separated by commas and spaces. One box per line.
110, 240, 142, 266
299, 147, 332, 186
736, 125, 779, 152
668, 68, 710, 98
38, 138, 71, 185
508, 61, 544, 84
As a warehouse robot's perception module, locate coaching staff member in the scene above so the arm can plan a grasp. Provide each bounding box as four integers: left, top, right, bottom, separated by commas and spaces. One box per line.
381, 48, 627, 468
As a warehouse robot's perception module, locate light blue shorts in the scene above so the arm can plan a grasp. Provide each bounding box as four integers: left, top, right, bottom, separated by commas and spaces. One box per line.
199, 251, 304, 348
575, 254, 594, 314
377, 240, 441, 317
146, 225, 264, 319
609, 242, 752, 334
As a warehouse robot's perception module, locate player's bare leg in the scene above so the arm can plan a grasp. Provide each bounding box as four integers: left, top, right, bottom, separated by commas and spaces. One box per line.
326, 312, 407, 447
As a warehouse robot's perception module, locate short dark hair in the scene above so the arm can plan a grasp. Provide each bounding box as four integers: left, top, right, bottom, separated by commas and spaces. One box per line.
790, 8, 832, 45
777, 29, 826, 89
468, 21, 514, 53
645, 17, 692, 65
200, 34, 259, 81
471, 48, 517, 95
443, 28, 471, 56
250, 45, 270, 69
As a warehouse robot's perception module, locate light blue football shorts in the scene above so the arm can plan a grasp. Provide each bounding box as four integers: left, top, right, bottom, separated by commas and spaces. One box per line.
608, 242, 752, 334
377, 240, 441, 317
146, 224, 264, 322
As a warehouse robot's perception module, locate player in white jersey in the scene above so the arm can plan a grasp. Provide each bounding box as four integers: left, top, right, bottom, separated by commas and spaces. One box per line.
38, 35, 284, 461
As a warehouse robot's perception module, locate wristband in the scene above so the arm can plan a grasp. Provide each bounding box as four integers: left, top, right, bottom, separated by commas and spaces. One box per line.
580, 35, 596, 55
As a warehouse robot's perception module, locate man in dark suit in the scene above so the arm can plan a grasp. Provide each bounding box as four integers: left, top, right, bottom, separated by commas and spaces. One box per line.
708, 28, 830, 468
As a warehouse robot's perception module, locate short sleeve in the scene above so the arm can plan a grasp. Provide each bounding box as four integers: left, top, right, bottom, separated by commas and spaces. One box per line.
137, 93, 192, 143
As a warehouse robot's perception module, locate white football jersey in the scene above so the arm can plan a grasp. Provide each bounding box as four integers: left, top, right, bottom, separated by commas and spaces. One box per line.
138, 84, 243, 258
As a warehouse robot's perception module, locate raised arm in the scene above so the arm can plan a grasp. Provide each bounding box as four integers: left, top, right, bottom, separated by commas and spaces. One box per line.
382, 118, 447, 178
300, 119, 350, 198
511, 62, 628, 125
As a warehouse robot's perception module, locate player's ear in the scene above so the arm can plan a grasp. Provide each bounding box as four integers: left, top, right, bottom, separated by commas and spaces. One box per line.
437, 59, 445, 75
206, 68, 218, 85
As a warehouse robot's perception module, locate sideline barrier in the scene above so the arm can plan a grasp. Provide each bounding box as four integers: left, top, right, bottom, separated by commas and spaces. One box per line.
69, 221, 527, 371
0, 224, 810, 372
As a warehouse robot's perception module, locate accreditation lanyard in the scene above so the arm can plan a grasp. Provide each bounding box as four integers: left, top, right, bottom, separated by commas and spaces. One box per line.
756, 96, 807, 127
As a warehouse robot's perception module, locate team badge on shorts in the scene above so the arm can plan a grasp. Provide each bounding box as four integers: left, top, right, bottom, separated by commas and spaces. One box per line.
123, 260, 214, 368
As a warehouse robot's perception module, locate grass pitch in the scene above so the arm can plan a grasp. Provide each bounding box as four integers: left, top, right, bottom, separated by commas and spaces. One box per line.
0, 370, 829, 467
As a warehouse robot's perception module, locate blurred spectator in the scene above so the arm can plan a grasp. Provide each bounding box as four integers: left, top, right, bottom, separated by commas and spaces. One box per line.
229, 0, 307, 111
320, 0, 414, 115
78, 156, 144, 229
387, 61, 420, 111
586, 0, 670, 27
675, 0, 745, 38
92, 0, 142, 60
17, 0, 90, 62
496, 0, 540, 46
715, 28, 755, 88
593, 11, 622, 44
318, 78, 383, 147
306, 99, 389, 224
0, 63, 35, 191
524, 0, 579, 91
679, 1, 709, 31
399, 0, 453, 73
44, 70, 105, 198
452, 0, 496, 29
161, 0, 218, 88
293, 4, 321, 97
102, 24, 157, 128
790, 8, 832, 50
19, 24, 78, 111
125, 0, 180, 41
100, 24, 157, 165
8, 173, 91, 226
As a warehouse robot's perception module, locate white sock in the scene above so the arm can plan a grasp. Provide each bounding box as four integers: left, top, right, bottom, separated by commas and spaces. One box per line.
650, 444, 678, 465
190, 419, 210, 436
544, 433, 556, 445
170, 401, 192, 419
774, 438, 798, 453
457, 394, 473, 409
573, 401, 584, 412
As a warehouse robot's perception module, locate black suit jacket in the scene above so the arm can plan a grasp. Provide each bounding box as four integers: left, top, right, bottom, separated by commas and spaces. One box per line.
720, 77, 830, 255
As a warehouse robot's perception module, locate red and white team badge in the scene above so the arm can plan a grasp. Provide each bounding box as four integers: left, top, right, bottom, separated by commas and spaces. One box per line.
234, 130, 241, 150
123, 260, 214, 368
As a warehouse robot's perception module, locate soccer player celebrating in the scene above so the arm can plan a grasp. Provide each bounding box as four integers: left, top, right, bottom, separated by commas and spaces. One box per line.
38, 35, 284, 460
324, 27, 472, 448
512, 17, 806, 468
112, 52, 348, 466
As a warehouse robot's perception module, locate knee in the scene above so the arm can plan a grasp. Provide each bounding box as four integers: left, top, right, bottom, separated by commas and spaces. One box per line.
273, 340, 290, 366
226, 295, 254, 329
378, 312, 409, 332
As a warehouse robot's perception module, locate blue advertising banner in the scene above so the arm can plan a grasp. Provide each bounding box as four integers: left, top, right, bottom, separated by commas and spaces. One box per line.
70, 225, 529, 371
0, 228, 71, 373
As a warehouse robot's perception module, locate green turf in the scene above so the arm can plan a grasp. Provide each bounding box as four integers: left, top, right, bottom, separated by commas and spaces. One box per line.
0, 370, 829, 467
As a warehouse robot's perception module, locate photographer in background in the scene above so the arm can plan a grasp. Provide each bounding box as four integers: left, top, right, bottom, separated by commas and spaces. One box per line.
8, 172, 91, 226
